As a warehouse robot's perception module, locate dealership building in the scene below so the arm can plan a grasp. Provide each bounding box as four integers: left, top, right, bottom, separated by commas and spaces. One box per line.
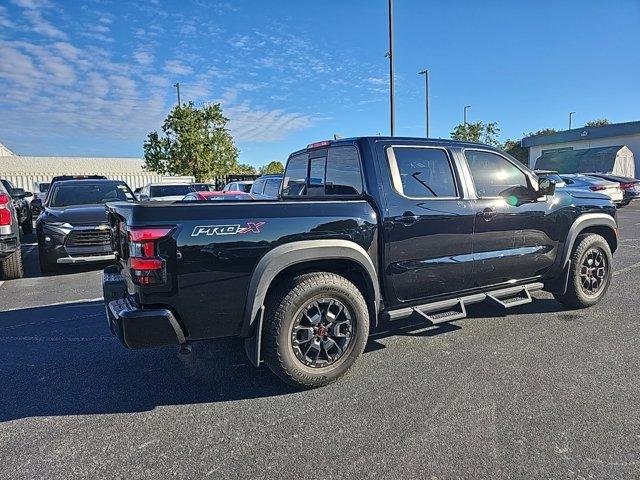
522, 121, 640, 176
0, 142, 170, 191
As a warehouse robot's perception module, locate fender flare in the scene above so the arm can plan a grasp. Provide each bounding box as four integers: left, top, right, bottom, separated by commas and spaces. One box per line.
549, 212, 617, 294
240, 239, 380, 337
561, 213, 618, 265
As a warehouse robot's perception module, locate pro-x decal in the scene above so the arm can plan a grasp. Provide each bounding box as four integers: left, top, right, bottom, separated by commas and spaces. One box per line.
191, 221, 265, 237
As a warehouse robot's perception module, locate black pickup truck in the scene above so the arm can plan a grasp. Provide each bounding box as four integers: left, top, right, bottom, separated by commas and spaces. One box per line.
104, 137, 618, 388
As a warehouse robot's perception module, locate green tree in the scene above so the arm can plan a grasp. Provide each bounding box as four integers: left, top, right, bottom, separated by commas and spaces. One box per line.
259, 161, 284, 174
143, 102, 238, 182
585, 118, 610, 127
502, 139, 528, 165
451, 121, 501, 146
527, 128, 557, 136
233, 163, 257, 175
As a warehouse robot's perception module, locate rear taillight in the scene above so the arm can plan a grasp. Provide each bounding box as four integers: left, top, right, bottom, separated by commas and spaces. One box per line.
127, 227, 173, 286
589, 185, 606, 191
619, 182, 636, 190
0, 193, 11, 226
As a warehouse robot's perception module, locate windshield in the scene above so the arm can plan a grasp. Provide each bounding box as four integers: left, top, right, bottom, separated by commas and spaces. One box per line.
191, 184, 216, 192
150, 185, 194, 197
50, 183, 134, 207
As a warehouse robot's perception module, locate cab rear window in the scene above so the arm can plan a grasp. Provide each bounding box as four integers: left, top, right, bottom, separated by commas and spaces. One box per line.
282, 146, 362, 197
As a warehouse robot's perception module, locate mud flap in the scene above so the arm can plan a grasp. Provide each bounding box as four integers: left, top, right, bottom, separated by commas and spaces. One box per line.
243, 306, 265, 367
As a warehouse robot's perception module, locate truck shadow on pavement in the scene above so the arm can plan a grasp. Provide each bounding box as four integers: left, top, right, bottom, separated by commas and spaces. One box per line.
0, 296, 568, 422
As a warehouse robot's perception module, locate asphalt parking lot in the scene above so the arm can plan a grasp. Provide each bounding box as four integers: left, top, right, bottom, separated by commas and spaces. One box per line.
1, 204, 640, 479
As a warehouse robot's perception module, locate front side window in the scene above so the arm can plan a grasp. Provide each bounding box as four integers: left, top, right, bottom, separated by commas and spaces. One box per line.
465, 150, 528, 198
251, 180, 265, 195
388, 147, 457, 198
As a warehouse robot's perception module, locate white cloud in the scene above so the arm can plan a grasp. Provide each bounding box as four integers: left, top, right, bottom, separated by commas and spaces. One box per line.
133, 49, 154, 66
164, 60, 192, 75
12, 0, 68, 39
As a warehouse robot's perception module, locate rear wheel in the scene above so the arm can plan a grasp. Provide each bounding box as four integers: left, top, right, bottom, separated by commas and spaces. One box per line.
554, 233, 612, 309
263, 272, 369, 389
0, 248, 24, 280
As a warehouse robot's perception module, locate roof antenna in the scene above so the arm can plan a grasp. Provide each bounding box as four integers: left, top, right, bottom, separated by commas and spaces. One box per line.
333, 133, 343, 140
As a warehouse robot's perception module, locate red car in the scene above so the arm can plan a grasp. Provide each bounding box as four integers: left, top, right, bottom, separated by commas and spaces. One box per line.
182, 190, 253, 201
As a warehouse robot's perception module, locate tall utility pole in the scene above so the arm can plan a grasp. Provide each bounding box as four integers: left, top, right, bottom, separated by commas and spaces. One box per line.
388, 0, 395, 136
464, 105, 471, 125
418, 69, 429, 137
569, 111, 575, 130
173, 82, 181, 106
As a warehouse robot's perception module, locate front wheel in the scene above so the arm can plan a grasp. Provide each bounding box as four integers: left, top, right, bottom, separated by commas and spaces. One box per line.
263, 272, 369, 389
554, 233, 612, 309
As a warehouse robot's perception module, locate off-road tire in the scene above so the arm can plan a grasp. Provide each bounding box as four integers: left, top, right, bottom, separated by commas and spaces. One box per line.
263, 272, 369, 389
21, 213, 33, 234
0, 248, 24, 280
554, 233, 612, 309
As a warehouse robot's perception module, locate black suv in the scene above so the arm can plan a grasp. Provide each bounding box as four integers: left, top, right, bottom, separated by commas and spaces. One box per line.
0, 181, 24, 279
36, 179, 135, 273
0, 179, 33, 235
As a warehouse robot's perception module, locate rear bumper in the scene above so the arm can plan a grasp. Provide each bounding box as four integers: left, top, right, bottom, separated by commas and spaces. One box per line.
103, 265, 183, 349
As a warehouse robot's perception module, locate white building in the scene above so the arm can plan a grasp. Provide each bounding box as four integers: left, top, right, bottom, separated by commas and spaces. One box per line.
0, 142, 191, 191
522, 121, 640, 176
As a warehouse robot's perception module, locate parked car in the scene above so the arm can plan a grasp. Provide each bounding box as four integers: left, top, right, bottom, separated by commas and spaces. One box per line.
36, 179, 135, 273
182, 191, 253, 201
32, 175, 109, 213
249, 174, 282, 199
222, 181, 253, 193
137, 183, 195, 202
533, 170, 566, 188
0, 179, 33, 234
584, 172, 640, 206
560, 174, 624, 205
31, 181, 50, 216
104, 137, 618, 389
190, 183, 217, 192
0, 180, 24, 279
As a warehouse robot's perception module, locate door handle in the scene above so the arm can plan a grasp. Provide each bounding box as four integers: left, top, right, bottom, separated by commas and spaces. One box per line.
397, 214, 419, 225
479, 207, 497, 221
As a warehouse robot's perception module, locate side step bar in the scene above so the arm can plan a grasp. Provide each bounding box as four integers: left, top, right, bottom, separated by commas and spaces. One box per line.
386, 282, 544, 324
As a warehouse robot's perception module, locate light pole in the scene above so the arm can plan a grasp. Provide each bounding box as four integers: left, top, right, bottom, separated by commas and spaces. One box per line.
173, 82, 181, 106
569, 111, 575, 130
464, 105, 471, 125
418, 69, 429, 137
388, 0, 395, 136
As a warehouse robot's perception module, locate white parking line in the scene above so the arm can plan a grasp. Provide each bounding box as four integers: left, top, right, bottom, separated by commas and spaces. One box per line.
1, 297, 104, 313
0, 281, 4, 289
613, 261, 640, 277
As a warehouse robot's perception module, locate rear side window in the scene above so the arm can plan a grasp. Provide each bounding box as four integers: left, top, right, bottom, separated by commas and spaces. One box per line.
282, 146, 363, 197
326, 147, 362, 195
465, 150, 528, 198
388, 147, 457, 198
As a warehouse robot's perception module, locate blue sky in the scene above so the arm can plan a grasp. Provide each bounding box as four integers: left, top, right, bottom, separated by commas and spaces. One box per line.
1, 0, 639, 167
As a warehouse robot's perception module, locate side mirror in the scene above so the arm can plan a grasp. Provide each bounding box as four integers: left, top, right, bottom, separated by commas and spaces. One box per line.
538, 178, 556, 196
31, 198, 43, 207
10, 188, 26, 198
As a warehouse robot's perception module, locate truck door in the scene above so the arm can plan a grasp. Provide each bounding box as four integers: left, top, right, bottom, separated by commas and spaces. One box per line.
462, 149, 558, 287
380, 144, 476, 305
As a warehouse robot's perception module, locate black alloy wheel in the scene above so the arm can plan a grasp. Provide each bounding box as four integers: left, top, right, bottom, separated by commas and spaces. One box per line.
291, 297, 355, 368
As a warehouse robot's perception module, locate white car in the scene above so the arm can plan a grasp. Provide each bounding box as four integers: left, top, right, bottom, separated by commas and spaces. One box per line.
222, 181, 253, 193
560, 174, 624, 204
137, 183, 195, 202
